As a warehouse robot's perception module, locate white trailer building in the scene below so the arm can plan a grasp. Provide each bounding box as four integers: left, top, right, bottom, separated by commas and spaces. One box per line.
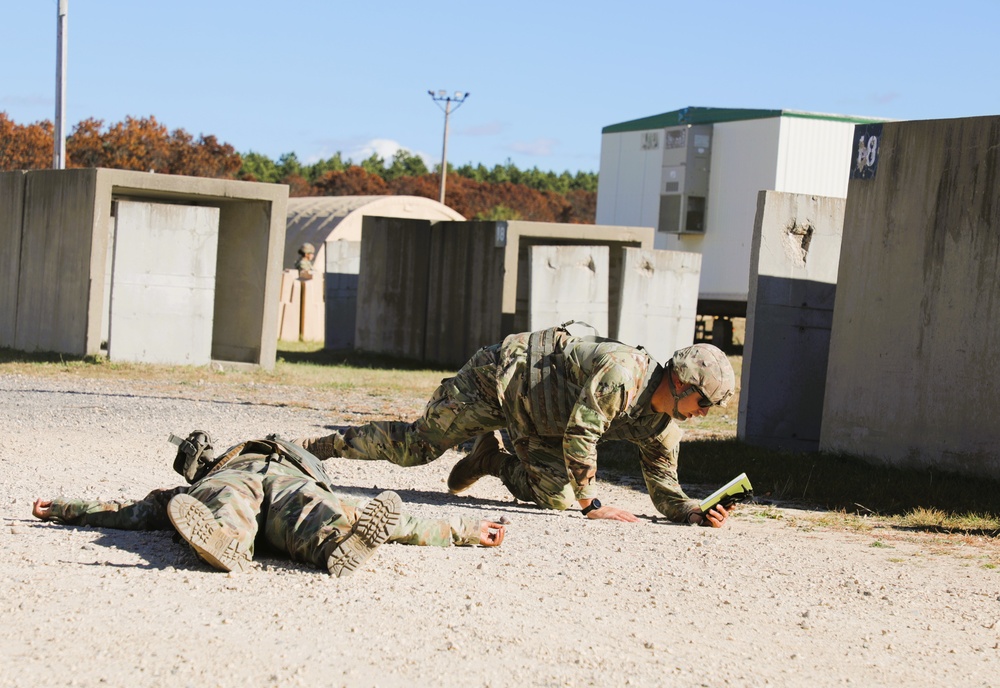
596, 106, 885, 327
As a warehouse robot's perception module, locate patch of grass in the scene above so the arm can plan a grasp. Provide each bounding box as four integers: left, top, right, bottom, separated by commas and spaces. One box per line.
675, 438, 1000, 521
599, 439, 1000, 537
599, 436, 1000, 535
0, 344, 450, 397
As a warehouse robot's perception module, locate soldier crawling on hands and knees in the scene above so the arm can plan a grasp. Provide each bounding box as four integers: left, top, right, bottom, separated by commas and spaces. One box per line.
296, 322, 737, 527
32, 432, 505, 577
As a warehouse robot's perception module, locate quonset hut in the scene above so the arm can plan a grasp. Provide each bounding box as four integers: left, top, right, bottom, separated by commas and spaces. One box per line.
280, 195, 465, 347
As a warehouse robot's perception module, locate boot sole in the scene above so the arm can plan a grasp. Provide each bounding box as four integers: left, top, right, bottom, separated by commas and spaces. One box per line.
167, 494, 252, 573
326, 490, 402, 577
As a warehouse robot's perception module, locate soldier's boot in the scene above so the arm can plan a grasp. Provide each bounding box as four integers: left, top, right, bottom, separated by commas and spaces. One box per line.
167, 494, 252, 573
326, 490, 402, 578
447, 431, 511, 494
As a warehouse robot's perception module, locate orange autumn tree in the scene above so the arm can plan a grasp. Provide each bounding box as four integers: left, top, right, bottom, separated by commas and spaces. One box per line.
0, 112, 53, 170
0, 113, 242, 178
67, 116, 242, 176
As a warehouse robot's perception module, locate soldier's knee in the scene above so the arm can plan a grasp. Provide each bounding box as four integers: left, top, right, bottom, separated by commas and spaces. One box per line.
393, 439, 443, 467
532, 485, 577, 511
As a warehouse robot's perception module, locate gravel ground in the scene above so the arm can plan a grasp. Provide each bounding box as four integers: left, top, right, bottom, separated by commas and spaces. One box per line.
1, 372, 998, 687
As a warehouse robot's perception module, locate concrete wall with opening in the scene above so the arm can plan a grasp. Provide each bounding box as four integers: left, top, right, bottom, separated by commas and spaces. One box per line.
0, 168, 288, 368
354, 217, 700, 367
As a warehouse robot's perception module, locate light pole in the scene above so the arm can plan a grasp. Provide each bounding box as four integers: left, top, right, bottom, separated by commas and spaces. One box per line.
427, 90, 469, 205
53, 0, 68, 169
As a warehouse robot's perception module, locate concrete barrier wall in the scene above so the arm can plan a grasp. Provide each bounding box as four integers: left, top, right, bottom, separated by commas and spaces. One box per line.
355, 217, 432, 359
325, 240, 361, 351
3, 168, 287, 367
616, 247, 702, 365
528, 245, 610, 334
15, 169, 100, 355
0, 171, 25, 348
739, 191, 845, 452
424, 222, 505, 366
500, 220, 654, 335
820, 116, 1000, 478
354, 218, 657, 365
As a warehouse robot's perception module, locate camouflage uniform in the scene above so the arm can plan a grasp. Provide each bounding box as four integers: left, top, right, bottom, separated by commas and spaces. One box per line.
295, 242, 315, 279
45, 455, 481, 569
299, 325, 702, 522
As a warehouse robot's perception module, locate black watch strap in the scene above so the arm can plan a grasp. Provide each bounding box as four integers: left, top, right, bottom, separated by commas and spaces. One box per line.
581, 498, 602, 515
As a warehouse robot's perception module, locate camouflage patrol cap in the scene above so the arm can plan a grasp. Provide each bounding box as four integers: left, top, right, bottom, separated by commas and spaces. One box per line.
299, 242, 315, 255
671, 343, 736, 407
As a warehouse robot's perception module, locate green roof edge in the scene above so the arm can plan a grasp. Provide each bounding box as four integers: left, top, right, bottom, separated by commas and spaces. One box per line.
601, 106, 889, 134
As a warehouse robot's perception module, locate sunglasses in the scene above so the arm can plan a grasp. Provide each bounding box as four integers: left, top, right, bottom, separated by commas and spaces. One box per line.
693, 386, 714, 408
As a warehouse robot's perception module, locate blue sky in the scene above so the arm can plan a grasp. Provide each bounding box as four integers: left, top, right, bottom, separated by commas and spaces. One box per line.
2, 1, 997, 174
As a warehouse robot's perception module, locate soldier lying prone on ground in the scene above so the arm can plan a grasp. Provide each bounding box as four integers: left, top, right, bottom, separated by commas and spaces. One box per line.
31, 433, 505, 577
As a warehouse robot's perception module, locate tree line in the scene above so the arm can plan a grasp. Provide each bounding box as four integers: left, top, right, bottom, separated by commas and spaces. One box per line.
0, 113, 597, 223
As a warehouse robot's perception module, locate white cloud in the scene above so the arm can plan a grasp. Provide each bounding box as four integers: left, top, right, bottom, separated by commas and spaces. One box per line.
305, 138, 434, 168
346, 138, 434, 167
506, 138, 558, 157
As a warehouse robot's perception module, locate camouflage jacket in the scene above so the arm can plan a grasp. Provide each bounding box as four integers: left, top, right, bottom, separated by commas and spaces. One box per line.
497, 327, 699, 521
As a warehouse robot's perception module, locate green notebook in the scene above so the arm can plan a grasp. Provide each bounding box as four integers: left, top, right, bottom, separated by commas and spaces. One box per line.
699, 473, 754, 512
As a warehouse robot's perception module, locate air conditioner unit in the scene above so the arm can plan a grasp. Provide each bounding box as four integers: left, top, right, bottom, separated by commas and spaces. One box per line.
658, 124, 712, 234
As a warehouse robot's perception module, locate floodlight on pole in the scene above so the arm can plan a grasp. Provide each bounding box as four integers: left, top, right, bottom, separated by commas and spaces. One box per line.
427, 90, 469, 205
53, 0, 68, 169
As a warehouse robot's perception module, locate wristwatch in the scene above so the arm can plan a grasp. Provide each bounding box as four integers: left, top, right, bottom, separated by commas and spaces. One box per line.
581, 498, 602, 516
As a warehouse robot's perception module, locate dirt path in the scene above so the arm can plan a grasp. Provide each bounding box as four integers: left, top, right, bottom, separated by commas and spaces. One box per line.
1, 373, 997, 687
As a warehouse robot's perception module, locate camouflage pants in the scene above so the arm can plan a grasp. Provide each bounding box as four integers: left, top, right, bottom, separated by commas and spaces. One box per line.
298, 345, 578, 511
186, 457, 373, 567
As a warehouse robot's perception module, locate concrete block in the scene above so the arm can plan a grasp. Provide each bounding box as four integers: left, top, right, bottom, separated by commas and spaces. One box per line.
355, 216, 432, 359
352, 218, 654, 364
324, 240, 361, 351
615, 247, 701, 365
15, 169, 100, 355
528, 245, 610, 334
739, 191, 845, 452
0, 171, 25, 348
820, 116, 1000, 479
107, 201, 219, 365
423, 222, 505, 367
6, 168, 287, 368
499, 220, 654, 334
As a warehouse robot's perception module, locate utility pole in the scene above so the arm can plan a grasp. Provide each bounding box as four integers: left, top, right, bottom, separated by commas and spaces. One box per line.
53, 0, 68, 169
427, 90, 469, 205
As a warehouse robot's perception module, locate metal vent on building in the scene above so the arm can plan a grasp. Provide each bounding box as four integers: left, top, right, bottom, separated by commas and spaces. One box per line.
657, 124, 712, 234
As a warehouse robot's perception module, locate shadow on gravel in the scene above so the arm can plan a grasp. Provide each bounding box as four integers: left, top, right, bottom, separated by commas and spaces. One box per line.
67, 525, 350, 575
276, 348, 446, 371
324, 482, 542, 514
6, 385, 318, 411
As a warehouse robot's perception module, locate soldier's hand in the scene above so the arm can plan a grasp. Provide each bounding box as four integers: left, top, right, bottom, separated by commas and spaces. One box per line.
689, 503, 733, 528
479, 521, 505, 547
32, 498, 53, 520
587, 505, 639, 522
